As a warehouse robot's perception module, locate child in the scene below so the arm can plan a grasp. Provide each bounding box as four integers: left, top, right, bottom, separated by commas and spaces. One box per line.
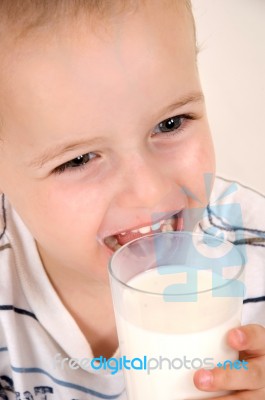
0, 0, 264, 399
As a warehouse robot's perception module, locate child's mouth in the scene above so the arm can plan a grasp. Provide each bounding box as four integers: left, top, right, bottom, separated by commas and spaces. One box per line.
104, 211, 183, 252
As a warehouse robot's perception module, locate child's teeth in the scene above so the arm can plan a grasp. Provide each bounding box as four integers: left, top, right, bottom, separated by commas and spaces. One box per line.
161, 223, 174, 232
151, 222, 161, 231
116, 216, 176, 237
104, 236, 118, 246
138, 226, 151, 234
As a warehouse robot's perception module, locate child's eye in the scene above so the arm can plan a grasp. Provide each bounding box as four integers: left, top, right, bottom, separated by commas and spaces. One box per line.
153, 114, 193, 136
53, 153, 97, 174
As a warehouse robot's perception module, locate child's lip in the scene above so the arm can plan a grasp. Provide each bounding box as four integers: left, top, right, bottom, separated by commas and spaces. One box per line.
102, 209, 184, 252
100, 209, 183, 240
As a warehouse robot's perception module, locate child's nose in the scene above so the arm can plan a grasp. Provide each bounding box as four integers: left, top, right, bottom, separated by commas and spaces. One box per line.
116, 154, 174, 209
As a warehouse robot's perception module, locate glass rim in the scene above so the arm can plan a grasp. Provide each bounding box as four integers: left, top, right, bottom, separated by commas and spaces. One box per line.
108, 231, 246, 297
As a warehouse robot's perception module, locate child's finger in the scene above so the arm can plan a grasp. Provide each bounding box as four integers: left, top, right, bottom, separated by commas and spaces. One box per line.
227, 325, 265, 355
193, 356, 265, 392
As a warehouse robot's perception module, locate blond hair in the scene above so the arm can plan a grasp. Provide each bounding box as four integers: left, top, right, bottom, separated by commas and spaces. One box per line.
0, 0, 194, 40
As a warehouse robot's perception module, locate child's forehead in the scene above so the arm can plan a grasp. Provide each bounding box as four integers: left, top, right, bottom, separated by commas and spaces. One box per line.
0, 0, 196, 83
0, 0, 193, 44
0, 0, 197, 145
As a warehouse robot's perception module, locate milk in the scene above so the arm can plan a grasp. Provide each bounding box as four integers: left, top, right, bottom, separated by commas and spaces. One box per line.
113, 268, 242, 400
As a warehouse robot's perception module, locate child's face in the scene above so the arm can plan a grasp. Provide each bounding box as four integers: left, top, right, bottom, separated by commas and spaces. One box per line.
0, 1, 215, 281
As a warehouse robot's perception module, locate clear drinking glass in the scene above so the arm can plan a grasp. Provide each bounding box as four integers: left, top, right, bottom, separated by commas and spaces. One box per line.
108, 231, 245, 400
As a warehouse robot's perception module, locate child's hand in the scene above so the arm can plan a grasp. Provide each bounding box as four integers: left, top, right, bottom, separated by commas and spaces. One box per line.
193, 324, 265, 399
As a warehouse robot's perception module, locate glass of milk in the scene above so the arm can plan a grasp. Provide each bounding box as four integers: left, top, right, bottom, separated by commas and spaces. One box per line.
108, 231, 245, 400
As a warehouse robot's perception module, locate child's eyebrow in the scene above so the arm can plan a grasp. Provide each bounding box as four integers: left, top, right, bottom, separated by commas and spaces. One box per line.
27, 91, 204, 170
158, 91, 204, 116
27, 137, 105, 169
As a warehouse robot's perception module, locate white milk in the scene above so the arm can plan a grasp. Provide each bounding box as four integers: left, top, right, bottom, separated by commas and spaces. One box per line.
114, 268, 242, 400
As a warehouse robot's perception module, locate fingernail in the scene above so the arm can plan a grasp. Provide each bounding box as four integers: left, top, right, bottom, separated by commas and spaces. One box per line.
234, 328, 246, 345
198, 369, 213, 388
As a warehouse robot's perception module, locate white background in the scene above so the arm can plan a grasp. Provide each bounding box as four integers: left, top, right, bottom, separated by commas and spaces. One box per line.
192, 0, 265, 194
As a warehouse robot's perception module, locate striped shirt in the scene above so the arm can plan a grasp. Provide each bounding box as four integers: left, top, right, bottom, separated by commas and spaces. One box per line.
0, 177, 264, 399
